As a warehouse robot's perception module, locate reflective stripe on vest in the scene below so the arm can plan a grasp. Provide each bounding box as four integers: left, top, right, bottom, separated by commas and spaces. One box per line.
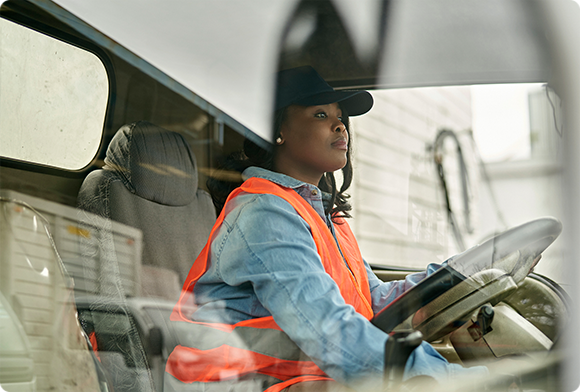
166, 177, 373, 391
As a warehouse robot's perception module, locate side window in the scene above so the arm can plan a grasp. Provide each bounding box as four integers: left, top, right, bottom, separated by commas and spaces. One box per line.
0, 18, 108, 170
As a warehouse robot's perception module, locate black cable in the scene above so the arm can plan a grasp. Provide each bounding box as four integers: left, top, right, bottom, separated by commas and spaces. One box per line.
433, 129, 472, 251
545, 84, 564, 138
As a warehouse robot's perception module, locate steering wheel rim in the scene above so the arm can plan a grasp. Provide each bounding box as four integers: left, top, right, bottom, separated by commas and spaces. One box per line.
371, 217, 562, 336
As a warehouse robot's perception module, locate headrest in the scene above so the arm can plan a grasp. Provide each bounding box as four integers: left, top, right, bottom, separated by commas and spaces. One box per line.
104, 121, 198, 206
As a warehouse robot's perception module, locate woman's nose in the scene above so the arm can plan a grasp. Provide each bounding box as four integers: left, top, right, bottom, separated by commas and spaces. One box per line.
334, 120, 346, 133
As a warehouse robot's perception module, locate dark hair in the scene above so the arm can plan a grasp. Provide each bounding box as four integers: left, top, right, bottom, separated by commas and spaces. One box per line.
207, 105, 353, 222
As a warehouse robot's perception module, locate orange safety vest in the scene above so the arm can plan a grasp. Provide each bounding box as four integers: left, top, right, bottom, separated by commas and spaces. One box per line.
166, 177, 373, 391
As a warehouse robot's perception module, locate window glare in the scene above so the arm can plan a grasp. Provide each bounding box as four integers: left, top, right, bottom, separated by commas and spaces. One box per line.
471, 83, 545, 163
0, 18, 108, 170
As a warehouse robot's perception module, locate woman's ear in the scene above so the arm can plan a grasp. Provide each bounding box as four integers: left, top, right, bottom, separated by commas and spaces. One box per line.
276, 127, 286, 145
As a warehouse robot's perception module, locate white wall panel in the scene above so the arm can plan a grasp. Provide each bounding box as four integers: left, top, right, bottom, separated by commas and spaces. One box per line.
350, 86, 477, 268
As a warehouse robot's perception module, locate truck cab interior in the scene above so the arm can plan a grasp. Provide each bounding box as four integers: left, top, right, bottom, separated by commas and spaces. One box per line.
1, 0, 579, 391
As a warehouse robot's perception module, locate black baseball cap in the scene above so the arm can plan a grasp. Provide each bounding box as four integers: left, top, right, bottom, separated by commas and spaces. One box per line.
275, 66, 374, 116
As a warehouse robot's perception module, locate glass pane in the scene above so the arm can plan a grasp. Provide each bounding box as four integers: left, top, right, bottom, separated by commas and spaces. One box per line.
0, 18, 108, 170
350, 84, 564, 282
471, 83, 562, 163
0, 199, 101, 391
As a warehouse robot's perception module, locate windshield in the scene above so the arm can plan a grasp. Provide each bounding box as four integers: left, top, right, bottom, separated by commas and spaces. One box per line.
348, 83, 564, 282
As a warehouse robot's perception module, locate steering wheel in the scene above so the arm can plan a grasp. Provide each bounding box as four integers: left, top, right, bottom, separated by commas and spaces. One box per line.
371, 217, 562, 342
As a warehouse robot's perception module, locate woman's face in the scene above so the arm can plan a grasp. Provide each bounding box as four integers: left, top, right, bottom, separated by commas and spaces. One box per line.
275, 102, 348, 185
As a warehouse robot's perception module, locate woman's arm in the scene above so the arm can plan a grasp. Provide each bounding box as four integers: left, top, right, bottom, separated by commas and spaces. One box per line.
364, 261, 443, 314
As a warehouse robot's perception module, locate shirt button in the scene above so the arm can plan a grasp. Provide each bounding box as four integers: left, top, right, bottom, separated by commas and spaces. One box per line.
311, 189, 318, 196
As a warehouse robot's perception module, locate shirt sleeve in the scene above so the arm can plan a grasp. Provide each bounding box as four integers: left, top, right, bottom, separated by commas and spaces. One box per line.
214, 194, 486, 388
364, 261, 443, 314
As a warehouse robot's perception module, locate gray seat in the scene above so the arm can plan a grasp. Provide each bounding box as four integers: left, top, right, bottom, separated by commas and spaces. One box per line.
78, 121, 216, 300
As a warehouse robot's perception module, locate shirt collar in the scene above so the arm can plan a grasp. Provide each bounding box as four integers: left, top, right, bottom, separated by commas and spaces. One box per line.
242, 167, 333, 220
242, 166, 305, 190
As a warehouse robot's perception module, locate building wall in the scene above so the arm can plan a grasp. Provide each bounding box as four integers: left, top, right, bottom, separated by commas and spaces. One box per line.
349, 86, 478, 269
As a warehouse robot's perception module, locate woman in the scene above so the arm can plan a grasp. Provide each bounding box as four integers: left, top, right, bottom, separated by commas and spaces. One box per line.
165, 66, 488, 392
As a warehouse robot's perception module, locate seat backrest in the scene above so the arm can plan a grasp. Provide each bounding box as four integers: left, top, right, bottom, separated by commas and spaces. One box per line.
78, 121, 216, 300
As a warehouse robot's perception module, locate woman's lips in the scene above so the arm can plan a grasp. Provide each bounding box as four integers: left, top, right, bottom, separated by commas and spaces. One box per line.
332, 138, 348, 150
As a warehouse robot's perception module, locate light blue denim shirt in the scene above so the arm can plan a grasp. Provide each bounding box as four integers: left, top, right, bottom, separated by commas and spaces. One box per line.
192, 167, 487, 389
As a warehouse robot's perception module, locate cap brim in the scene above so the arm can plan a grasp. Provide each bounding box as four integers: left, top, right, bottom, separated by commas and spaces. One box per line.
295, 90, 374, 116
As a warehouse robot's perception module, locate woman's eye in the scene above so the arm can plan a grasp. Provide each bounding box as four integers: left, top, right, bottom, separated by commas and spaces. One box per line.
338, 116, 343, 121
315, 112, 327, 118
